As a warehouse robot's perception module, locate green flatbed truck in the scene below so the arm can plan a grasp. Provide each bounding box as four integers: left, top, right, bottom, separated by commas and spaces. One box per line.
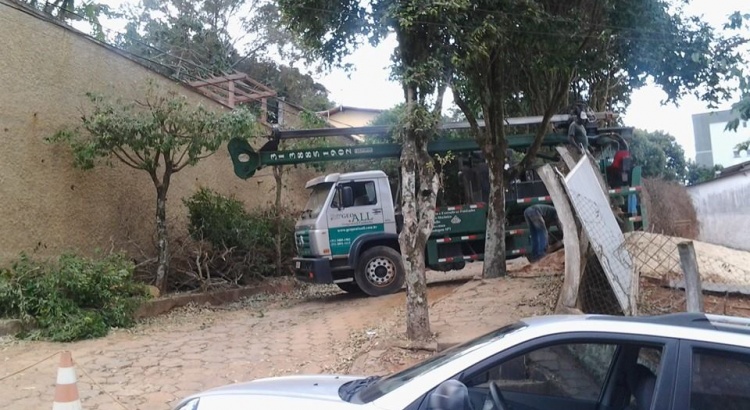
228, 117, 647, 296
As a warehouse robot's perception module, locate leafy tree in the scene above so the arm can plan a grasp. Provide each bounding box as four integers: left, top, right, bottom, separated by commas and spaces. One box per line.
116, 0, 243, 77
629, 130, 687, 182
449, 0, 592, 277
450, 0, 745, 277
278, 0, 455, 340
47, 84, 258, 290
686, 161, 723, 185
115, 0, 333, 113
18, 0, 114, 40
724, 12, 750, 151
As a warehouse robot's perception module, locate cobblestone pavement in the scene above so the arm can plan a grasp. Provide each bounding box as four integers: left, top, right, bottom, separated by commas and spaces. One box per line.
0, 271, 472, 410
431, 274, 558, 348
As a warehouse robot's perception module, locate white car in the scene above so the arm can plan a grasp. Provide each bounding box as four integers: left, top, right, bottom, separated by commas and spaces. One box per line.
174, 313, 750, 410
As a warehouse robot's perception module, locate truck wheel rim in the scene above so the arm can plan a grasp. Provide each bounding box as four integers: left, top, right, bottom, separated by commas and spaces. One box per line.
365, 257, 396, 287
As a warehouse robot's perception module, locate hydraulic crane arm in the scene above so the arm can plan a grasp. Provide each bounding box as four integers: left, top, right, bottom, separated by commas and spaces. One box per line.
229, 117, 633, 179
229, 133, 573, 179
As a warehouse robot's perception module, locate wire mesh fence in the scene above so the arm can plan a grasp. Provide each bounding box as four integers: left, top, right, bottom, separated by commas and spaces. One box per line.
578, 230, 750, 317
567, 191, 636, 316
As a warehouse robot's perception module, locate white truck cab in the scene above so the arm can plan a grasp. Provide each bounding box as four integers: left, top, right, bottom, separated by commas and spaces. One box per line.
294, 170, 404, 296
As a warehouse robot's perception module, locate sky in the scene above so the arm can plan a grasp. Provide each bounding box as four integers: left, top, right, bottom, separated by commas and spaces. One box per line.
91, 0, 748, 160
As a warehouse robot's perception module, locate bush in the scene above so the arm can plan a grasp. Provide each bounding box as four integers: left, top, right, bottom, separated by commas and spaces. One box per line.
641, 178, 698, 239
0, 253, 149, 342
183, 188, 296, 283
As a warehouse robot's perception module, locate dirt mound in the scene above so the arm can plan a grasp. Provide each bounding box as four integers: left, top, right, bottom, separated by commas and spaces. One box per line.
508, 250, 565, 278
625, 232, 750, 292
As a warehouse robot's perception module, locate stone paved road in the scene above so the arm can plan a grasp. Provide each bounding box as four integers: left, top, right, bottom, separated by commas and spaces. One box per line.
0, 272, 470, 410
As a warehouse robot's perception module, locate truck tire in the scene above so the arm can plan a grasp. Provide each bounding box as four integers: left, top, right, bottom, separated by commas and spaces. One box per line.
336, 282, 363, 294
354, 246, 405, 296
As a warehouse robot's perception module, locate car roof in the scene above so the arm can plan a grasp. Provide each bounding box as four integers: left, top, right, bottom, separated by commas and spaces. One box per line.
519, 313, 750, 347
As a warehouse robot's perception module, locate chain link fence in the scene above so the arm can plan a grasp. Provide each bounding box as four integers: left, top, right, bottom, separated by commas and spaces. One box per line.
578, 231, 750, 317
567, 191, 636, 316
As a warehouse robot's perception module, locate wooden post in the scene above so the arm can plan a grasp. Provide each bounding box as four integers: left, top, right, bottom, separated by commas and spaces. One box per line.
555, 146, 579, 171
678, 241, 704, 313
227, 80, 236, 108
537, 164, 582, 312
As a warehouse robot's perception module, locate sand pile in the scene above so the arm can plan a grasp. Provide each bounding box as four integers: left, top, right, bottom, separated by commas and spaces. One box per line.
625, 232, 750, 292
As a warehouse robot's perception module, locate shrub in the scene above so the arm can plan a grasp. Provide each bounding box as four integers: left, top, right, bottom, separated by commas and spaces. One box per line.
0, 253, 149, 342
641, 178, 698, 239
183, 188, 296, 283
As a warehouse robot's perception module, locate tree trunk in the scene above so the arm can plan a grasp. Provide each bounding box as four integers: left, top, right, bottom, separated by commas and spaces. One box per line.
155, 185, 169, 291
399, 86, 432, 341
273, 165, 283, 276
482, 148, 508, 278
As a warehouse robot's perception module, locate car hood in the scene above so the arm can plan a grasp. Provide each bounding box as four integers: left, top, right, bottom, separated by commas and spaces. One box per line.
175, 375, 365, 407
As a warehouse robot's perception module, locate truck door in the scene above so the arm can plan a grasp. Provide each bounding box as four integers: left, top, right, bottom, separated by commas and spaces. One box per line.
327, 180, 386, 256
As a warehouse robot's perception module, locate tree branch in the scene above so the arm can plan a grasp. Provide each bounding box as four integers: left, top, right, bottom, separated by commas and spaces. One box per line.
452, 87, 482, 142
173, 147, 190, 170
511, 71, 572, 178
112, 151, 142, 170
116, 147, 143, 168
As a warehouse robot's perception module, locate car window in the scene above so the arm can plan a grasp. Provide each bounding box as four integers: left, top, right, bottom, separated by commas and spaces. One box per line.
356, 323, 526, 403
690, 349, 750, 410
465, 343, 617, 401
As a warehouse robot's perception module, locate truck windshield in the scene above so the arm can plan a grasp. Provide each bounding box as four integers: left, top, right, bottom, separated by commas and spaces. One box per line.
303, 183, 333, 219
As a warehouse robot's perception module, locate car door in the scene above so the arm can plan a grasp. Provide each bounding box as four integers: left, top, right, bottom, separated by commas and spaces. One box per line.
412, 332, 678, 410
327, 180, 385, 255
672, 341, 750, 410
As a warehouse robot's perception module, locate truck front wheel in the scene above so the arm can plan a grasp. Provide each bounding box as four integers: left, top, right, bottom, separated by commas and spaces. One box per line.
336, 282, 363, 294
355, 246, 405, 296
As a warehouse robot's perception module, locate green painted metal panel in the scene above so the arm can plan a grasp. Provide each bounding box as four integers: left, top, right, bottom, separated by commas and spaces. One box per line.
432, 207, 487, 236
329, 223, 385, 255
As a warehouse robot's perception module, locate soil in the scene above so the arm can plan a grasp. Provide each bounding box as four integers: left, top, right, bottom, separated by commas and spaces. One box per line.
508, 250, 565, 278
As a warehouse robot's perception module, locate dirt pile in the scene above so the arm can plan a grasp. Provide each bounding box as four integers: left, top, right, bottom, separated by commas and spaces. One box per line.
625, 232, 750, 292
508, 249, 565, 278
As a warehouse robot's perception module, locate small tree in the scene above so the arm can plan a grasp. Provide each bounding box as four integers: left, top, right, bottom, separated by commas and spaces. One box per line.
48, 84, 258, 290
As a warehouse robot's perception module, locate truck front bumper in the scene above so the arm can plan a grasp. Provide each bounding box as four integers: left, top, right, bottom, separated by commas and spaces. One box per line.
293, 257, 333, 284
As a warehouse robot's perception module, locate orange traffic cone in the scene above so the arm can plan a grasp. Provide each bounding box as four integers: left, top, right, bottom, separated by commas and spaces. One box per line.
53, 351, 82, 410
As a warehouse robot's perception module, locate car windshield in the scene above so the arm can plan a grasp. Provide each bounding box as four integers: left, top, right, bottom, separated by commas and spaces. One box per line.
356, 322, 526, 403
302, 183, 333, 219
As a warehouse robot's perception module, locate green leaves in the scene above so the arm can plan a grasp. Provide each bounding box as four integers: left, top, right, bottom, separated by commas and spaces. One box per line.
0, 252, 148, 342
47, 83, 259, 175
629, 129, 688, 182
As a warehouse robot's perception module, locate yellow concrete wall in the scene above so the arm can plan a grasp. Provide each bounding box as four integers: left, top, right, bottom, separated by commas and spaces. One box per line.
325, 110, 381, 128
0, 2, 315, 261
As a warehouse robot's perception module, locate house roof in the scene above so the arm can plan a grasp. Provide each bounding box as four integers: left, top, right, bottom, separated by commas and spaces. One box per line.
718, 160, 750, 178
688, 160, 750, 188
316, 105, 385, 117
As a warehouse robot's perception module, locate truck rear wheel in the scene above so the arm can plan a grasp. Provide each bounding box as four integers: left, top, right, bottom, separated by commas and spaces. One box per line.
355, 246, 405, 296
336, 282, 363, 294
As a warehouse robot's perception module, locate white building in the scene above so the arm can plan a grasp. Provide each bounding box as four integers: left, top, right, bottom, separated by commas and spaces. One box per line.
693, 110, 750, 168
687, 161, 750, 251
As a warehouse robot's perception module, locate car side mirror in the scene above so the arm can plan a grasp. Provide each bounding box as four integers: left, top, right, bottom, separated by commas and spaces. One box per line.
340, 186, 354, 209
427, 380, 472, 410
